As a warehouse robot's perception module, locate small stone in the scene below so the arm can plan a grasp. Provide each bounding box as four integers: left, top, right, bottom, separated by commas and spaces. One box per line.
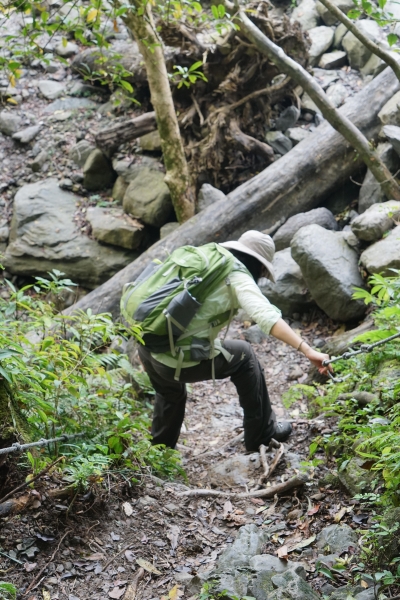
351, 200, 400, 241
139, 130, 162, 152
69, 140, 96, 168
291, 0, 321, 31
342, 20, 381, 69
316, 0, 355, 25
52, 110, 72, 121
382, 123, 400, 156
360, 225, 400, 275
55, 41, 79, 58
0, 226, 9, 243
243, 324, 267, 344
59, 178, 74, 190
286, 127, 311, 145
0, 111, 22, 136
37, 80, 66, 100
160, 222, 180, 239
43, 97, 97, 114
197, 183, 226, 212
288, 365, 304, 380
12, 124, 42, 144
275, 106, 300, 131
360, 52, 386, 78
30, 150, 48, 172
316, 524, 358, 555
334, 23, 348, 48
86, 206, 145, 250
265, 131, 292, 155
308, 26, 335, 66
358, 143, 399, 212
379, 90, 400, 126
273, 207, 338, 250
318, 50, 347, 69
301, 92, 320, 114
83, 149, 116, 191
326, 82, 348, 108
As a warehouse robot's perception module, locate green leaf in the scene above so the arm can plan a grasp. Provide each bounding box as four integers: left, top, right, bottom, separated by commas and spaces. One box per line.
0, 366, 12, 383
192, 1, 202, 11
387, 32, 398, 46
378, 0, 387, 9
211, 4, 219, 18
120, 80, 133, 93
189, 60, 203, 72
218, 4, 226, 17
347, 8, 362, 17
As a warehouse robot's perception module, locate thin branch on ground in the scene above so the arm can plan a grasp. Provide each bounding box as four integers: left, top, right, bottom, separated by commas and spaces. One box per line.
257, 442, 285, 487
193, 431, 244, 459
103, 544, 134, 571
174, 472, 309, 499
24, 529, 72, 595
0, 456, 64, 504
124, 568, 145, 600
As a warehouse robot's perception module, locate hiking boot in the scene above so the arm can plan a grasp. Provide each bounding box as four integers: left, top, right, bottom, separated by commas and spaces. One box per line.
272, 420, 292, 443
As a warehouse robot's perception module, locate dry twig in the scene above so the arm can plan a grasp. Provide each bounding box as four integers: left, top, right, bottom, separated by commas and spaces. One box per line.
124, 568, 145, 600
24, 529, 71, 595
0, 456, 65, 504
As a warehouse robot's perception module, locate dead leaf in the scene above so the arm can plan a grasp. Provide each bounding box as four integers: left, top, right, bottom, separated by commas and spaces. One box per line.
136, 558, 161, 575
277, 545, 288, 560
87, 552, 105, 561
168, 584, 184, 600
334, 506, 347, 523
125, 550, 135, 562
167, 525, 180, 553
360, 580, 369, 589
123, 502, 133, 517
42, 592, 50, 600
289, 535, 316, 552
24, 562, 37, 572
223, 500, 233, 518
109, 587, 126, 599
111, 532, 120, 541
307, 504, 320, 516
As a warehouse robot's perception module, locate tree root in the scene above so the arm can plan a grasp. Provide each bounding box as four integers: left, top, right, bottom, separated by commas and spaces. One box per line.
257, 442, 285, 488
229, 118, 274, 164
174, 472, 309, 499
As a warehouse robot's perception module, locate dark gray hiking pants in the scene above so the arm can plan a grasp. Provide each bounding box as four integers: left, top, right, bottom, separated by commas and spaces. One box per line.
138, 339, 276, 452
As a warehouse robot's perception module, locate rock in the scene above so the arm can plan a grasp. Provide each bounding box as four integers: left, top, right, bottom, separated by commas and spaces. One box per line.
86, 206, 145, 250
12, 124, 42, 144
250, 555, 305, 575
351, 200, 400, 241
312, 68, 340, 89
4, 179, 139, 288
275, 106, 300, 131
316, 0, 355, 25
291, 225, 366, 321
59, 178, 74, 190
112, 177, 128, 204
316, 524, 358, 554
308, 26, 335, 66
139, 130, 162, 152
68, 81, 98, 97
197, 183, 226, 212
380, 507, 400, 560
43, 97, 97, 114
0, 111, 22, 136
160, 222, 180, 239
342, 228, 360, 249
217, 524, 268, 570
265, 131, 292, 155
301, 92, 320, 114
55, 41, 79, 58
273, 207, 338, 250
382, 123, 400, 156
354, 589, 377, 600
342, 20, 381, 69
0, 226, 9, 243
358, 143, 400, 212
334, 23, 348, 48
269, 569, 320, 600
83, 149, 116, 191
360, 52, 386, 78
318, 50, 347, 69
291, 0, 321, 31
113, 156, 160, 181
338, 457, 377, 495
288, 365, 304, 380
378, 90, 400, 125
208, 454, 260, 488
243, 324, 267, 344
326, 82, 348, 107
69, 140, 96, 168
259, 248, 313, 317
123, 167, 173, 228
360, 225, 400, 275
286, 127, 311, 145
37, 80, 66, 100
329, 585, 365, 599
30, 150, 48, 172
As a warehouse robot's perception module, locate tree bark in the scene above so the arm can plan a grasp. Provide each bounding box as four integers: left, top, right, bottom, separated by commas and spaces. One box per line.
238, 9, 400, 201
64, 65, 400, 319
122, 4, 195, 223
95, 111, 157, 153
318, 0, 400, 83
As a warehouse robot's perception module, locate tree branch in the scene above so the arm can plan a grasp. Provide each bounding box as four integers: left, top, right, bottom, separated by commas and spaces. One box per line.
238, 9, 400, 200
230, 118, 275, 163
318, 0, 400, 83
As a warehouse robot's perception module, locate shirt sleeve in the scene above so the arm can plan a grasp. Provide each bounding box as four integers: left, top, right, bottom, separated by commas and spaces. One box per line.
230, 270, 282, 335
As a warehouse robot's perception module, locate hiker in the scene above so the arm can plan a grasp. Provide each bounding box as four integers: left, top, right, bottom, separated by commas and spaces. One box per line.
122, 230, 331, 452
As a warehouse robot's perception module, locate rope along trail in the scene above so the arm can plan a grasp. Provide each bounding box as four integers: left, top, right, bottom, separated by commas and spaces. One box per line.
0, 432, 86, 456
322, 331, 400, 382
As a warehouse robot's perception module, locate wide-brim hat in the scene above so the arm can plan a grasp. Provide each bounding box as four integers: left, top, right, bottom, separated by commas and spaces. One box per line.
220, 230, 276, 283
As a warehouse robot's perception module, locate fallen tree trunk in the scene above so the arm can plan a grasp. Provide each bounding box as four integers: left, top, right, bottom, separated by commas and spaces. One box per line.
65, 66, 400, 319
95, 111, 157, 153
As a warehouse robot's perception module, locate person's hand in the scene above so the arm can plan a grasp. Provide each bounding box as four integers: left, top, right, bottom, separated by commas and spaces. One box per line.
304, 348, 332, 375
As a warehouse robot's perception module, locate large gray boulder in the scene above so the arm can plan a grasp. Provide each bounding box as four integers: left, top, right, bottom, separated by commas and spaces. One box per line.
268, 569, 320, 600
382, 123, 400, 156
123, 167, 173, 228
86, 206, 145, 250
316, 524, 358, 554
342, 20, 381, 69
4, 179, 139, 288
316, 0, 354, 25
273, 207, 338, 250
290, 0, 320, 31
360, 225, 400, 275
290, 225, 366, 321
83, 149, 116, 191
259, 248, 314, 316
37, 80, 66, 100
378, 90, 400, 126
197, 183, 226, 212
351, 200, 400, 241
0, 111, 22, 136
69, 140, 96, 168
308, 26, 335, 66
217, 524, 268, 570
358, 143, 400, 213
208, 453, 260, 487
291, 0, 321, 30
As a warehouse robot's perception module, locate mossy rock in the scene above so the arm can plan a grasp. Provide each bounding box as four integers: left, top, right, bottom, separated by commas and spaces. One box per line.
372, 359, 400, 393
338, 457, 377, 496
380, 507, 400, 562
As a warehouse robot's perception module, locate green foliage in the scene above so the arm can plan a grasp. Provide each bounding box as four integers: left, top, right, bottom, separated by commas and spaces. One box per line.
0, 582, 17, 600
170, 61, 208, 88
0, 270, 184, 488
281, 383, 318, 408
199, 581, 255, 600
347, 0, 400, 51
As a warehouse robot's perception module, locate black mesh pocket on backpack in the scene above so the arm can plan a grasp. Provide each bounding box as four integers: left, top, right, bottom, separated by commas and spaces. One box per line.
166, 289, 202, 336
134, 277, 182, 321
190, 338, 210, 361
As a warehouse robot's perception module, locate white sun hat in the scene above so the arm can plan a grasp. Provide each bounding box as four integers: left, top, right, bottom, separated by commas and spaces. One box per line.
220, 230, 276, 283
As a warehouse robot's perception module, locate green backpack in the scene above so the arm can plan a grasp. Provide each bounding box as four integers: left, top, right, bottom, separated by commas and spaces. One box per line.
121, 243, 240, 369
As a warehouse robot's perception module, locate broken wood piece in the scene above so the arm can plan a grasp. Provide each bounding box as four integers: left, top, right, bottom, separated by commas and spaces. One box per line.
174, 472, 309, 499
95, 111, 157, 152
230, 118, 274, 164
258, 444, 270, 485
268, 443, 285, 478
